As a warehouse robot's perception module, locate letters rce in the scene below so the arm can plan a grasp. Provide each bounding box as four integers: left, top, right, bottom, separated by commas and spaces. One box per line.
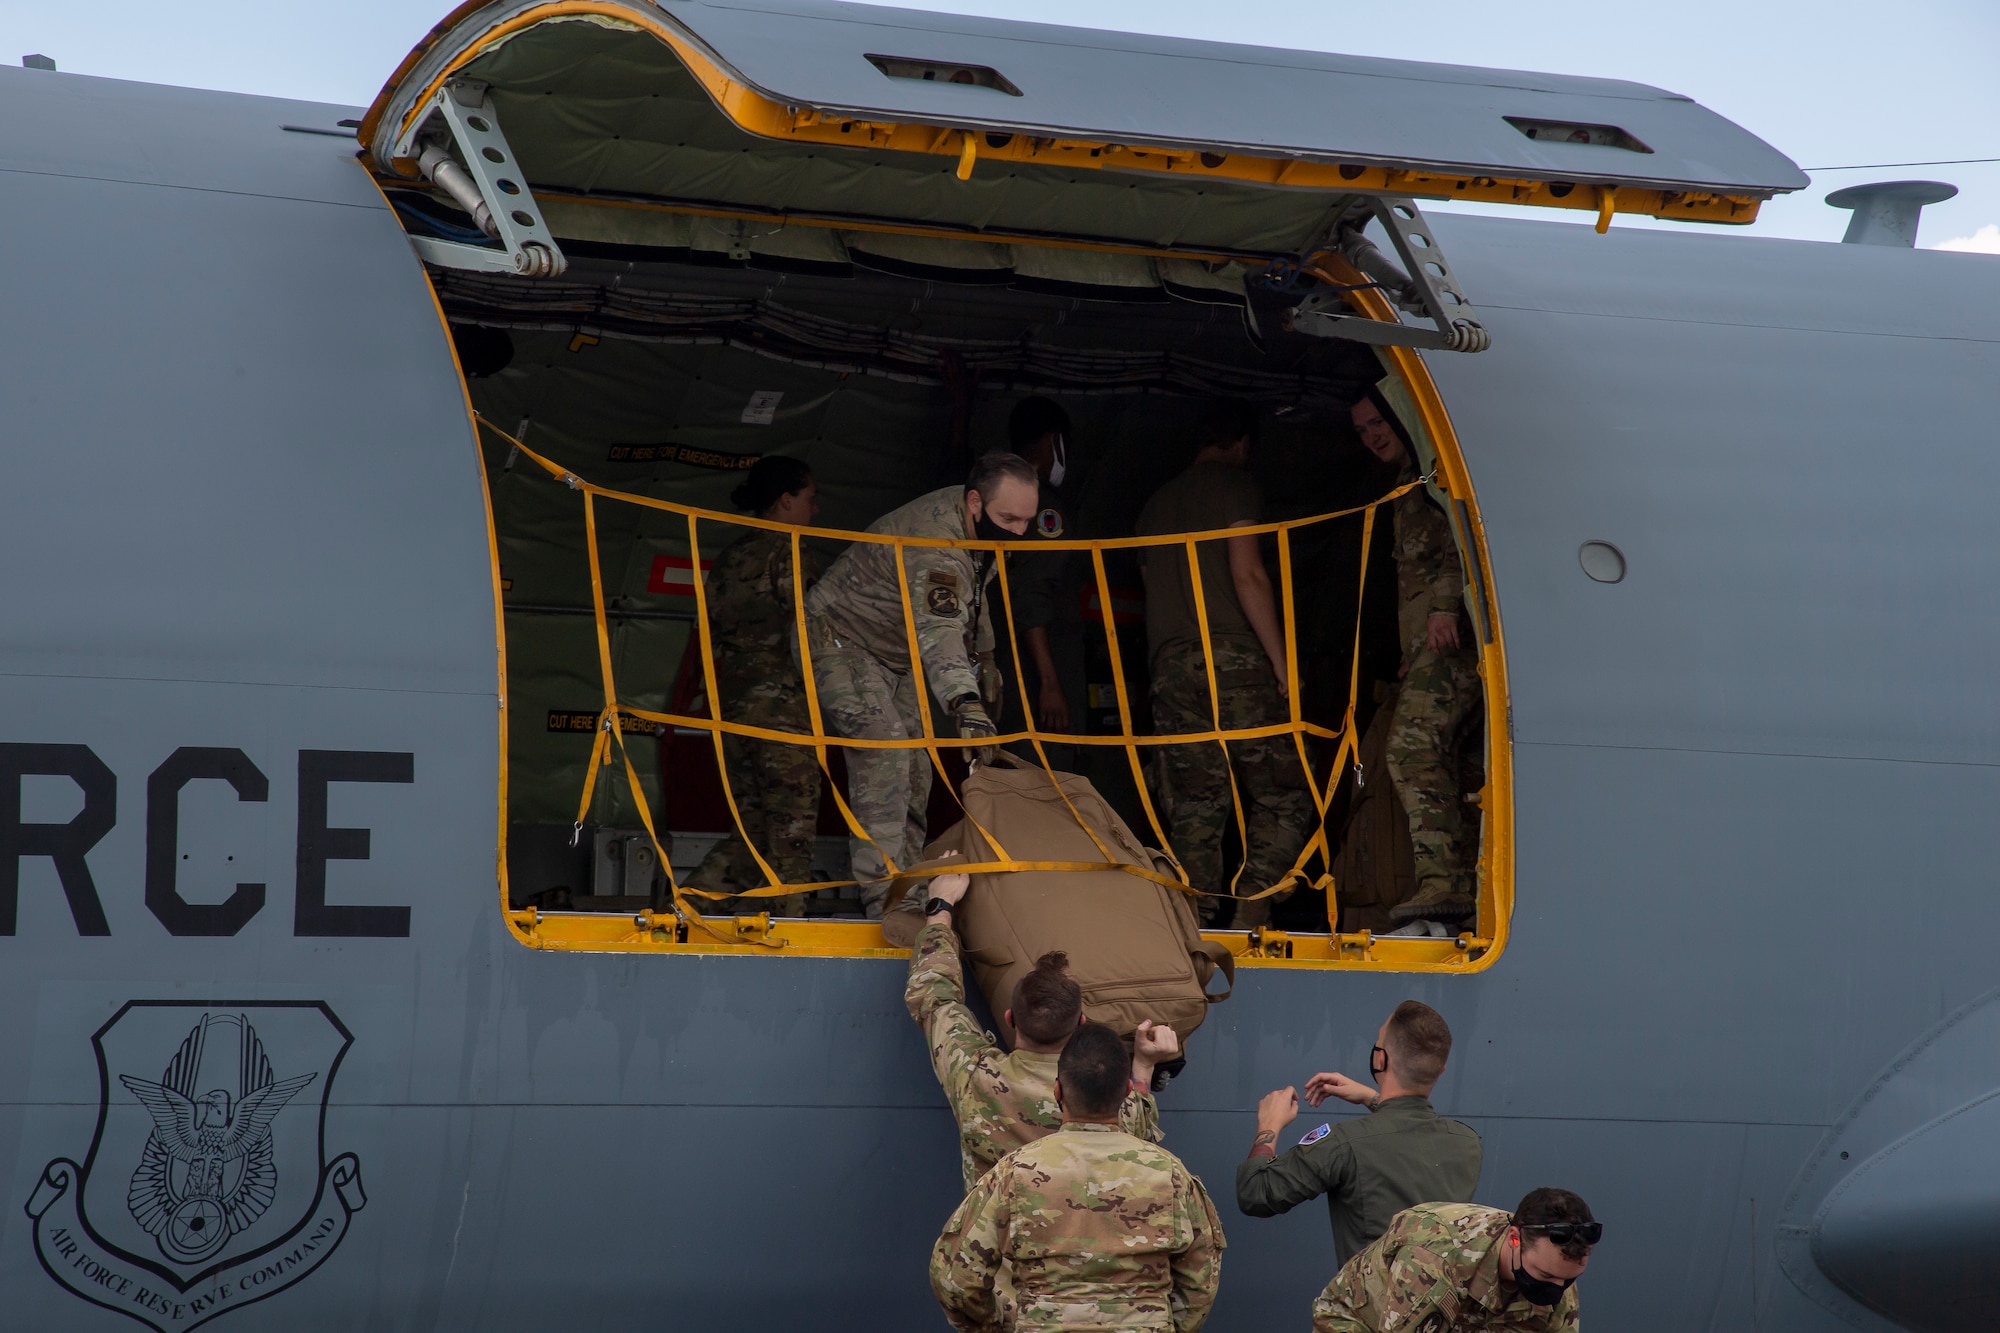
0, 745, 415, 939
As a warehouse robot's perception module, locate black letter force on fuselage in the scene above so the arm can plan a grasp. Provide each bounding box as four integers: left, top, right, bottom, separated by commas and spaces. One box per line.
145, 747, 268, 936
294, 750, 414, 938
0, 744, 114, 935
0, 744, 414, 937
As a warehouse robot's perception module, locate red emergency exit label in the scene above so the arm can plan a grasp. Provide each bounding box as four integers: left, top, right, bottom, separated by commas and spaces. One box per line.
1080, 586, 1144, 625
648, 554, 712, 597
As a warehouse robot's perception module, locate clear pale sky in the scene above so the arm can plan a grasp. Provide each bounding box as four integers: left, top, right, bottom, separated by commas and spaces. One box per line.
4, 0, 1994, 249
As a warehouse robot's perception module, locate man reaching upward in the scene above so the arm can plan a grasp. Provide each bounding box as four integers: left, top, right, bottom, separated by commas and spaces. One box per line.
1237, 1000, 1480, 1265
907, 858, 1179, 1190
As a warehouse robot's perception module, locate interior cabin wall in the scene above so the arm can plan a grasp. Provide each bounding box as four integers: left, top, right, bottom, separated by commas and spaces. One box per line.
460, 265, 1419, 915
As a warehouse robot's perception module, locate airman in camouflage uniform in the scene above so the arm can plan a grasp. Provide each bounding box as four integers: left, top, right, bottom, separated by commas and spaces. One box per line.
906, 917, 1162, 1191
1136, 410, 1316, 930
930, 1122, 1225, 1333
1311, 1203, 1581, 1333
1352, 392, 1481, 929
1148, 638, 1317, 927
683, 525, 824, 916
806, 480, 1021, 916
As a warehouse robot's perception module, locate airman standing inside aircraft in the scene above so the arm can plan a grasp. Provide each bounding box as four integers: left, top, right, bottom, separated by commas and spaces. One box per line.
909, 861, 1178, 1191
684, 456, 824, 916
805, 453, 1041, 920
1311, 1188, 1596, 1332
1350, 389, 1480, 934
931, 1021, 1226, 1333
1136, 400, 1314, 928
1236, 1000, 1480, 1265
997, 399, 1084, 762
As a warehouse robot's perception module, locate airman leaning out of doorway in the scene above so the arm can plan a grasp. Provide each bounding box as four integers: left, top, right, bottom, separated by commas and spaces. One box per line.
683, 455, 824, 918
906, 860, 1177, 1193
804, 452, 1040, 924
1350, 388, 1480, 935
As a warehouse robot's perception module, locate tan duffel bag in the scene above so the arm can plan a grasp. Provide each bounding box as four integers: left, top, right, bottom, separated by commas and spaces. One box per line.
910, 753, 1234, 1052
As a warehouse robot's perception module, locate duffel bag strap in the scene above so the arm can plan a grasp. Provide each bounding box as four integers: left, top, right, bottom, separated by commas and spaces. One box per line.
1191, 940, 1236, 1003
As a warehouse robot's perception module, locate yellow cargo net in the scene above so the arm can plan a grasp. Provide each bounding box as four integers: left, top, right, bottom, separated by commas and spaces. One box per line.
479, 415, 1425, 949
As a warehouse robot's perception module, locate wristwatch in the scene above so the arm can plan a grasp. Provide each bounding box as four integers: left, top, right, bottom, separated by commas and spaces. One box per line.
924, 897, 955, 917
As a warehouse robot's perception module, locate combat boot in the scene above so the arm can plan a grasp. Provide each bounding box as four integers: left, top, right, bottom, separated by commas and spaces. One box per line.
1387, 879, 1473, 930
1227, 895, 1271, 931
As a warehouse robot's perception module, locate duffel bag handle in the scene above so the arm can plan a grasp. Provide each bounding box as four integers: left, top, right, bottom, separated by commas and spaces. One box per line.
1191, 940, 1235, 1004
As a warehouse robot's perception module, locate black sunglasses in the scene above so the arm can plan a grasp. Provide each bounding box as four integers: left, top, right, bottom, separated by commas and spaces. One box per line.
1522, 1222, 1602, 1246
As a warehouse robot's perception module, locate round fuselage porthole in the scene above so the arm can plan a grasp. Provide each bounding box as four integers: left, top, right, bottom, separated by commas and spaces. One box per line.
1578, 540, 1626, 583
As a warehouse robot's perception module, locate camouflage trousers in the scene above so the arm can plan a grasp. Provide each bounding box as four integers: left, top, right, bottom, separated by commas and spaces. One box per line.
685, 657, 822, 917
1148, 638, 1316, 929
1384, 644, 1480, 922
810, 640, 931, 917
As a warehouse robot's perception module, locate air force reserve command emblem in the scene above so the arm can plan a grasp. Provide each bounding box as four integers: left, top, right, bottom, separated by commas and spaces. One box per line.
26, 1001, 363, 1332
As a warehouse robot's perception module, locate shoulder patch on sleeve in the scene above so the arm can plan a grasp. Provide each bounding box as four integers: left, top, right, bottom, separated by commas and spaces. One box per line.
1297, 1122, 1332, 1147
925, 580, 962, 618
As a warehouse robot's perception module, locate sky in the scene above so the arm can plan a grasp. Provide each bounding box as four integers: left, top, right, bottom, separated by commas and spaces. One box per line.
4, 0, 1995, 250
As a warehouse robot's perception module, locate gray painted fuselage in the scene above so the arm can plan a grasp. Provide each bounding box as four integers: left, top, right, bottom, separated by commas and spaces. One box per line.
0, 64, 1995, 1333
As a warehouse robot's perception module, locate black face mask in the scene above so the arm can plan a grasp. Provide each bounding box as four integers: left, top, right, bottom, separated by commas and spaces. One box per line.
1369, 1044, 1387, 1087
1509, 1249, 1575, 1308
972, 505, 1027, 544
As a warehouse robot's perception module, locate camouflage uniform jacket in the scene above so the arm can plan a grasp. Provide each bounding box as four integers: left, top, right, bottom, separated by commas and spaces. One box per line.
1312, 1203, 1579, 1333
1391, 469, 1465, 661
931, 1122, 1226, 1333
805, 487, 996, 710
906, 920, 1161, 1192
703, 526, 822, 691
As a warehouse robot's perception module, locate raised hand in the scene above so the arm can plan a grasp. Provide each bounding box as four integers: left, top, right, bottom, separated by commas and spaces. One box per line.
1134, 1020, 1180, 1062
1256, 1086, 1300, 1135
928, 851, 971, 906
1303, 1070, 1375, 1108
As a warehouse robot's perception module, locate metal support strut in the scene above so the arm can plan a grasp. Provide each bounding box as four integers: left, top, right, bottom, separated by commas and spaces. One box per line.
1291, 197, 1489, 353
391, 79, 566, 278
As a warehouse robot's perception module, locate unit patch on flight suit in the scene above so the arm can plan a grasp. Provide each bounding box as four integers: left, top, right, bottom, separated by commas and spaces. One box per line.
925, 572, 962, 618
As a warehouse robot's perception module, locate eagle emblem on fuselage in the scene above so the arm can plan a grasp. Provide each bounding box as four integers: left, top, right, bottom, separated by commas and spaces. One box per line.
117, 1015, 316, 1264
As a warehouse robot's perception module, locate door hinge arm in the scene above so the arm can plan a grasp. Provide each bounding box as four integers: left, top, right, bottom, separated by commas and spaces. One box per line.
1291, 196, 1488, 353
392, 79, 565, 278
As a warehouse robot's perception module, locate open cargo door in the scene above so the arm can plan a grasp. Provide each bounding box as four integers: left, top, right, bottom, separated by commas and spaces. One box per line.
369, 0, 1661, 964
361, 0, 1805, 351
